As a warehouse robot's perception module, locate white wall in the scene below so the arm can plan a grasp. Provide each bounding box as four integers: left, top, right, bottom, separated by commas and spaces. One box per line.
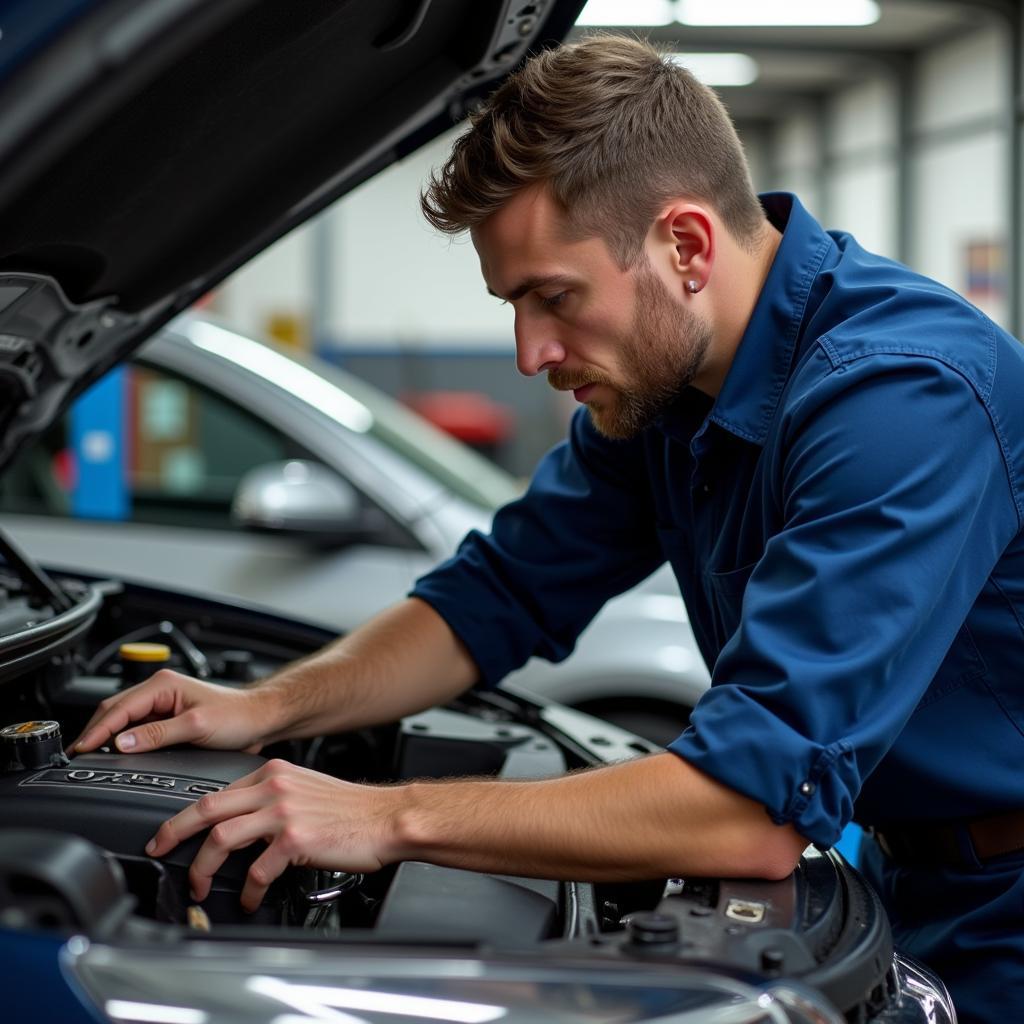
911, 132, 1007, 318
770, 110, 822, 217
327, 128, 512, 350
825, 76, 900, 256
215, 221, 313, 342
908, 26, 1008, 325
771, 87, 902, 245
740, 127, 769, 194
914, 26, 1007, 135
828, 161, 899, 257
765, 24, 1009, 328
216, 126, 514, 350
830, 77, 899, 158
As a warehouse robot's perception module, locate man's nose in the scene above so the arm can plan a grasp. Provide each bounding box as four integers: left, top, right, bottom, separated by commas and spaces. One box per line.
514, 310, 566, 376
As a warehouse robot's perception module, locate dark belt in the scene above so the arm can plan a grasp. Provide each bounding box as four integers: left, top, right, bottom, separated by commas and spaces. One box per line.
870, 807, 1024, 869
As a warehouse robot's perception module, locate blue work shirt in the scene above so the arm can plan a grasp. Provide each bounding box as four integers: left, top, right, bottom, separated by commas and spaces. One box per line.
414, 191, 1024, 844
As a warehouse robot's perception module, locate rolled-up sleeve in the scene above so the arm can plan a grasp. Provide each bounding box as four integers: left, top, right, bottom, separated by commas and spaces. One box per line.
669, 353, 1019, 847
411, 408, 666, 687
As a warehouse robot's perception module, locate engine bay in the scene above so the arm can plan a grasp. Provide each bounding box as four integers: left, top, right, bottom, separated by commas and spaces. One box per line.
0, 708, 579, 938
0, 556, 908, 1020
0, 562, 641, 943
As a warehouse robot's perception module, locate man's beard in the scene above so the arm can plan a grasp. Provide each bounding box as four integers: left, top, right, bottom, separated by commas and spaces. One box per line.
548, 264, 713, 440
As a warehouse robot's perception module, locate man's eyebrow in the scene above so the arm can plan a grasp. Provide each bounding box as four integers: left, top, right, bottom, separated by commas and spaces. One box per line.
487, 274, 576, 302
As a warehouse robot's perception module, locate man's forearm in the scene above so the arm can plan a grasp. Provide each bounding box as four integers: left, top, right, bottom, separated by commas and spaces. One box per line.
258, 597, 480, 744
152, 748, 810, 908
390, 751, 808, 881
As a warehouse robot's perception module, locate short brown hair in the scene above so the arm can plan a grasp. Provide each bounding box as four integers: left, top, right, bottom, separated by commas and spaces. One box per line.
421, 34, 766, 265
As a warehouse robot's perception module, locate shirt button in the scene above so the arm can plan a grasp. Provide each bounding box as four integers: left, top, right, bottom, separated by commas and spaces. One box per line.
799, 781, 815, 797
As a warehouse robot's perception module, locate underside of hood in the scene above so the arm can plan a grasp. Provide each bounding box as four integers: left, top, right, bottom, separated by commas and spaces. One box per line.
0, 0, 583, 466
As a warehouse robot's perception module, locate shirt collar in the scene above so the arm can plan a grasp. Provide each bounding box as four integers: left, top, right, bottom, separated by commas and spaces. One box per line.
667, 192, 834, 447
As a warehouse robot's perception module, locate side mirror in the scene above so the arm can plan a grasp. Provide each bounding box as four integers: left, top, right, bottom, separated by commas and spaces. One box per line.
231, 460, 365, 542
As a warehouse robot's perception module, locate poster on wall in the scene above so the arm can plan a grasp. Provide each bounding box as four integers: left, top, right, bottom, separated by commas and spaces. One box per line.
963, 239, 1006, 323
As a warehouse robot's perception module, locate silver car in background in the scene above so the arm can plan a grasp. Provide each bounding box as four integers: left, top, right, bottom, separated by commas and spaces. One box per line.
0, 316, 708, 741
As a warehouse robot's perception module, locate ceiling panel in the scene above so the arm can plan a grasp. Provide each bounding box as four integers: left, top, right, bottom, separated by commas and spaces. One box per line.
568, 1, 1007, 122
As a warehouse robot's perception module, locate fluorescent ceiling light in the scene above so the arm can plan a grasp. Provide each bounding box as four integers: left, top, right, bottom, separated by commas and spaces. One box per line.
576, 0, 674, 27
667, 52, 759, 86
678, 0, 880, 26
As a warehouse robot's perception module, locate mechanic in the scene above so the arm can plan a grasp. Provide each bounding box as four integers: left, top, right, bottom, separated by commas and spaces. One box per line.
76, 35, 1024, 1023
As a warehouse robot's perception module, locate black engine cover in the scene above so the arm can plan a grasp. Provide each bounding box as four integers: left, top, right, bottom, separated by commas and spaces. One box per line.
0, 747, 282, 922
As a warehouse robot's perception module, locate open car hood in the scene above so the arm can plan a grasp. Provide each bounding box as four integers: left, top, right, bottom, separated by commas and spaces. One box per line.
0, 0, 584, 469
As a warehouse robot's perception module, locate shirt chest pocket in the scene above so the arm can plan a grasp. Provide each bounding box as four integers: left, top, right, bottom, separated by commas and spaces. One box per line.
706, 561, 758, 650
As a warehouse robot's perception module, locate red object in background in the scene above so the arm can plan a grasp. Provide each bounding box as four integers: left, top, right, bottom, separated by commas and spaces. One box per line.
51, 448, 77, 493
404, 391, 515, 446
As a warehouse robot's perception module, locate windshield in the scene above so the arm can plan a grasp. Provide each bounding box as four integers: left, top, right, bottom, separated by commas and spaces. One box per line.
332, 369, 525, 511
185, 319, 523, 512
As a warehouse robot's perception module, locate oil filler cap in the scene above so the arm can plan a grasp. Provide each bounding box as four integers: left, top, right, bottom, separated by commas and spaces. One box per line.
0, 720, 69, 773
119, 642, 171, 688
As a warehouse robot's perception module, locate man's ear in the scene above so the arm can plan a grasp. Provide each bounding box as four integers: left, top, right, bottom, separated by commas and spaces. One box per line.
653, 204, 714, 293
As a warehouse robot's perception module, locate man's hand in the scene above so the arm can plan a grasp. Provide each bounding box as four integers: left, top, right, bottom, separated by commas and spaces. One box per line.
146, 759, 405, 912
73, 670, 275, 755
72, 599, 477, 759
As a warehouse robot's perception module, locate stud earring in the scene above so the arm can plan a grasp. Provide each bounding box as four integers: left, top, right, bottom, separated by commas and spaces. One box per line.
687, 280, 702, 294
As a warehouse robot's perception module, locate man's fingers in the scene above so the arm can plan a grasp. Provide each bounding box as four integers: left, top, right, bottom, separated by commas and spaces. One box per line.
72, 695, 133, 752
83, 703, 212, 756
187, 809, 272, 903
150, 772, 294, 910
111, 709, 211, 754
72, 704, 110, 750
73, 695, 152, 753
146, 762, 340, 914
147, 779, 266, 859
240, 842, 291, 913
72, 679, 174, 753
